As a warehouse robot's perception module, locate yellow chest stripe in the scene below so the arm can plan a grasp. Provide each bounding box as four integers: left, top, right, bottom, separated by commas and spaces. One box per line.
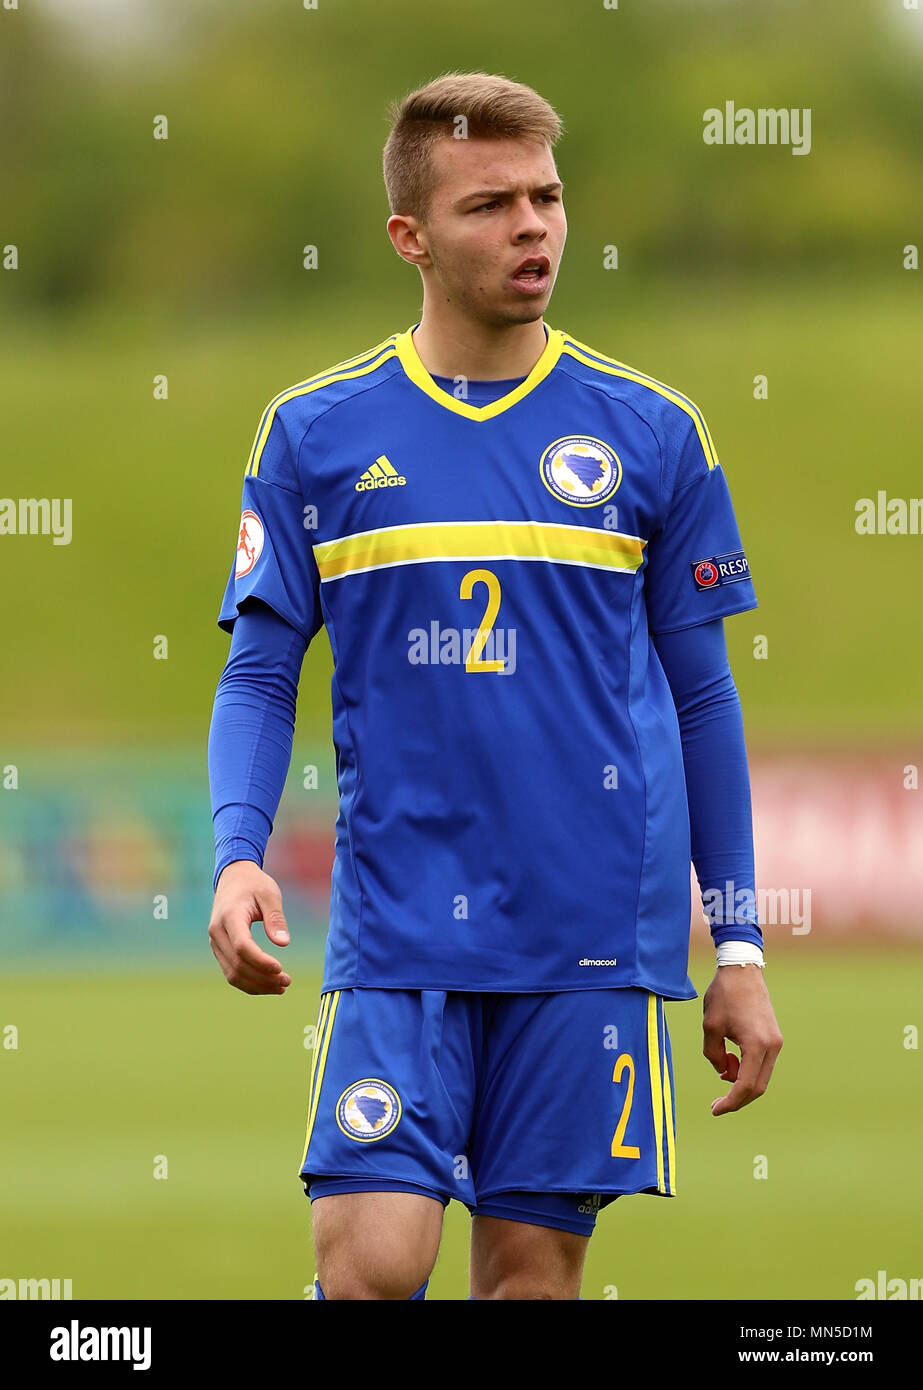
313, 519, 646, 582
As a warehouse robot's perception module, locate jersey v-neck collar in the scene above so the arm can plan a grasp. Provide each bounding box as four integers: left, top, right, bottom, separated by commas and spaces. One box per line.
394, 321, 564, 421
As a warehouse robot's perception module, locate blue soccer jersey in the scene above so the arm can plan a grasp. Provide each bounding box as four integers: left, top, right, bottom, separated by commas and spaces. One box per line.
217, 324, 757, 999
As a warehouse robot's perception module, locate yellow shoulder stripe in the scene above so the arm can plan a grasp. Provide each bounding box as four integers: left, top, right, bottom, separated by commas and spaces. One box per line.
560, 335, 718, 469
246, 335, 400, 478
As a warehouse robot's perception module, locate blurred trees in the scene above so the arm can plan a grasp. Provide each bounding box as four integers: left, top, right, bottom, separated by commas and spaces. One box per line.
1, 0, 920, 318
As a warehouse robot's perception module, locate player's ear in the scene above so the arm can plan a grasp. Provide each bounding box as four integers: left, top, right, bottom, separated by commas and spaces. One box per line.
387, 213, 430, 267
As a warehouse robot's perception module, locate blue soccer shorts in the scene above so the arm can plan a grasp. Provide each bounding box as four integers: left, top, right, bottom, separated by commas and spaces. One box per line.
298, 987, 677, 1237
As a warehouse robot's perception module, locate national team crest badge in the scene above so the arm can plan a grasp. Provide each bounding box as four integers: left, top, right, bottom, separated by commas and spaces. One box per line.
235, 509, 264, 578
336, 1079, 402, 1142
539, 435, 622, 507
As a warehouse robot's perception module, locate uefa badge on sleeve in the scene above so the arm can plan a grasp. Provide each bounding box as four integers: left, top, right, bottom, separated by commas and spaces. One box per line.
235, 509, 264, 578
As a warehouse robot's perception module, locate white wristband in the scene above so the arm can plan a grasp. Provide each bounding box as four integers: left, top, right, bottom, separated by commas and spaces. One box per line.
716, 940, 765, 968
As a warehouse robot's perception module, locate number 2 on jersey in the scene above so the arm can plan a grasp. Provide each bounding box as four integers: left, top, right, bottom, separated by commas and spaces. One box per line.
460, 568, 505, 673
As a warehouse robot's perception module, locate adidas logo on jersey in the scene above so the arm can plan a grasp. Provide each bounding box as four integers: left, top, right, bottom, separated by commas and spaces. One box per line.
355, 455, 407, 492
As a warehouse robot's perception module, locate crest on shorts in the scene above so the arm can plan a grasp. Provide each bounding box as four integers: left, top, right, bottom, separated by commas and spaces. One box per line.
336, 1079, 402, 1142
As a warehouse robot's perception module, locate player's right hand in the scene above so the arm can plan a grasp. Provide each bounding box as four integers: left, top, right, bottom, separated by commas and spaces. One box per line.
208, 860, 292, 995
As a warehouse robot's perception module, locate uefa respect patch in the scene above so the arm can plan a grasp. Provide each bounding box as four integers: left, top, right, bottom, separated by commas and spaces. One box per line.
335, 1079, 402, 1142
692, 551, 750, 590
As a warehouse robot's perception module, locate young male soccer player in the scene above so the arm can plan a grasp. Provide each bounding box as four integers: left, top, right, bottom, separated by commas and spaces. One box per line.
208, 71, 783, 1301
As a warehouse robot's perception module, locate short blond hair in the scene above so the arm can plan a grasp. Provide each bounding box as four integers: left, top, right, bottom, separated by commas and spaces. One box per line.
383, 71, 564, 223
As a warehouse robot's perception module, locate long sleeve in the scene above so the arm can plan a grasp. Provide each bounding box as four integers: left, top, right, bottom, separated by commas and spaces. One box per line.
208, 599, 308, 892
652, 618, 762, 949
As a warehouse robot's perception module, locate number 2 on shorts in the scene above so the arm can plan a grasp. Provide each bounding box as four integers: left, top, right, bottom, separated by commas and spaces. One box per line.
611, 1052, 641, 1159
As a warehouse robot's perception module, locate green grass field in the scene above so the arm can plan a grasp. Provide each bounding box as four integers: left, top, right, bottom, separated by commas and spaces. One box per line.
2, 945, 919, 1300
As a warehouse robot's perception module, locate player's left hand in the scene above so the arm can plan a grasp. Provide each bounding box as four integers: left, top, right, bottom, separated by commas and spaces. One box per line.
702, 965, 783, 1116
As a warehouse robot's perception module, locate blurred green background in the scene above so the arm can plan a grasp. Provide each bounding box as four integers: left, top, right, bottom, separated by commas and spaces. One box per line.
1, 0, 921, 1300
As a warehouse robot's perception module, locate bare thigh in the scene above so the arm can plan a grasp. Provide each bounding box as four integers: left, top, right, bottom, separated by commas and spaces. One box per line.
470, 1214, 590, 1300
311, 1191, 445, 1300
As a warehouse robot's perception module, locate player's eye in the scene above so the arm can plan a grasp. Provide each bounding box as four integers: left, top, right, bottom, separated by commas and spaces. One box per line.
539, 194, 559, 203
475, 200, 501, 212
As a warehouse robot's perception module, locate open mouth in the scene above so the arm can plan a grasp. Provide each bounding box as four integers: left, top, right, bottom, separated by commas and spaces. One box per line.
509, 256, 551, 293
